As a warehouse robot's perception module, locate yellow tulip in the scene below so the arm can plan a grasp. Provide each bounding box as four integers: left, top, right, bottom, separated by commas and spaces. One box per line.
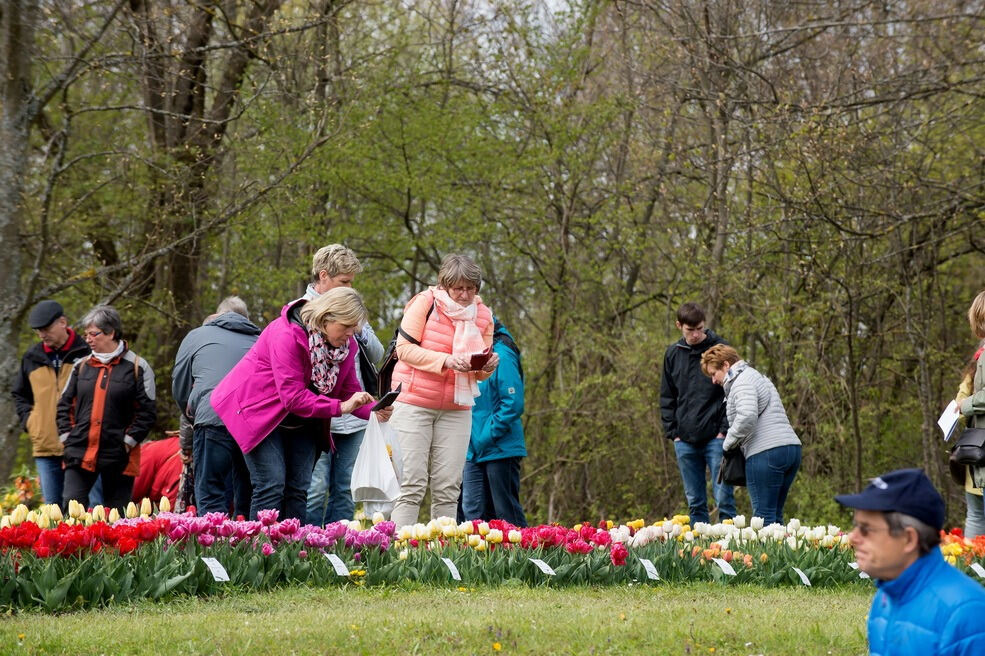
140, 497, 152, 516
477, 522, 490, 536
27, 510, 38, 525
92, 505, 106, 523
158, 496, 171, 513
48, 504, 63, 523
458, 521, 474, 535
467, 534, 482, 548
11, 504, 28, 526
68, 499, 83, 520
508, 529, 522, 544
125, 502, 138, 519
486, 529, 503, 544
442, 524, 457, 538
474, 538, 487, 552
398, 549, 409, 560
0, 516, 9, 529
108, 508, 121, 524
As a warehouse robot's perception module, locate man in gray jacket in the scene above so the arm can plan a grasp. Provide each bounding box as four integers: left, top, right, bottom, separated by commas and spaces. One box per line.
172, 296, 261, 516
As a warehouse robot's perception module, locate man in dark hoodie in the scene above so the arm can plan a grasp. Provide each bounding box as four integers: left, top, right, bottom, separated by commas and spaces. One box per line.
13, 300, 91, 506
172, 296, 261, 516
660, 302, 735, 524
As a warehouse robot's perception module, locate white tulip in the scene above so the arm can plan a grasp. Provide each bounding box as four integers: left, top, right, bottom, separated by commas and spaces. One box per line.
732, 515, 746, 529
750, 516, 764, 531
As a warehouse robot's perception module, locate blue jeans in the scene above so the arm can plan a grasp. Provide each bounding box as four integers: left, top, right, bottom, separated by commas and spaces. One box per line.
745, 444, 801, 525
37, 457, 102, 507
461, 457, 528, 527
35, 456, 64, 506
242, 425, 318, 521
193, 425, 252, 518
966, 492, 985, 538
673, 438, 736, 524
305, 429, 364, 526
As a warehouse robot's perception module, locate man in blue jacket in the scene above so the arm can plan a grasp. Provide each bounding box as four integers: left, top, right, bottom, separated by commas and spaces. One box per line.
172, 297, 261, 516
461, 318, 527, 527
836, 468, 985, 656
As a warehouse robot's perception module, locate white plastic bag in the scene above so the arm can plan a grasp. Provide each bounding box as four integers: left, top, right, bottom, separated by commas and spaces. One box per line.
351, 413, 401, 509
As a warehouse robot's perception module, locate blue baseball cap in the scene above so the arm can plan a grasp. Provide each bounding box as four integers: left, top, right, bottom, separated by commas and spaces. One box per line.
834, 468, 946, 530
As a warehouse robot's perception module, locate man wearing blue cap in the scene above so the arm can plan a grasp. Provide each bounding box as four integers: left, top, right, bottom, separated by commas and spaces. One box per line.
836, 468, 985, 655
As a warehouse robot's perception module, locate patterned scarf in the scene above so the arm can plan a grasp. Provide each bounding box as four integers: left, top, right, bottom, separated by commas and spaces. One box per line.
431, 286, 488, 406
308, 328, 350, 395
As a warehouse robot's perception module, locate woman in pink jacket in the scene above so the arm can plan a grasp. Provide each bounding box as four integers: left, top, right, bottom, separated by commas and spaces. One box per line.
211, 288, 383, 521
389, 254, 499, 528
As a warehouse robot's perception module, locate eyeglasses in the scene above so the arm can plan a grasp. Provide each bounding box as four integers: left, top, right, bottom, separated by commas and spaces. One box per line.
851, 523, 891, 538
449, 285, 477, 295
84, 330, 104, 338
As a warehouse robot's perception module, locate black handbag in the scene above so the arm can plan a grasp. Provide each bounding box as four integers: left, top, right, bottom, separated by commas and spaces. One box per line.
952, 428, 985, 466
717, 447, 747, 486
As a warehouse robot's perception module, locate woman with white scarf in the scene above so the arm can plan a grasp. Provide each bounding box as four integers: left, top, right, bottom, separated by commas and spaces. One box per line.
211, 287, 384, 521
57, 305, 156, 512
388, 254, 498, 528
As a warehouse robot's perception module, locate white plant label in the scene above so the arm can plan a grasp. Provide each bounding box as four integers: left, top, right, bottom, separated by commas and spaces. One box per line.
712, 558, 736, 576
792, 567, 811, 586
201, 557, 229, 582
325, 553, 350, 576
849, 562, 870, 579
971, 563, 985, 579
441, 557, 462, 581
528, 558, 556, 576
638, 558, 660, 580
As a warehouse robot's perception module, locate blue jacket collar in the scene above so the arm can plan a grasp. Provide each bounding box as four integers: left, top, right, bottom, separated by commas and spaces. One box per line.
875, 548, 944, 603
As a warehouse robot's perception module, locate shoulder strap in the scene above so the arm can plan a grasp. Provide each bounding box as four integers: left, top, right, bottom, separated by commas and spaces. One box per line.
396, 292, 435, 346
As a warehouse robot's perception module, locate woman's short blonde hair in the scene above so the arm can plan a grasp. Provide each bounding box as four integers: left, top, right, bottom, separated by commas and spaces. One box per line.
437, 254, 482, 292
969, 290, 985, 339
310, 244, 362, 281
701, 344, 741, 377
300, 287, 367, 332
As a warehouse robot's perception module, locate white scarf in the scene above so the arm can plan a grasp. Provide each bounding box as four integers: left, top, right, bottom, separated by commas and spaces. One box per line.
91, 340, 125, 364
431, 286, 487, 406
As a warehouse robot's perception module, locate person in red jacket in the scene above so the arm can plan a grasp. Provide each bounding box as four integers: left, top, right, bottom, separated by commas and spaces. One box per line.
131, 436, 182, 507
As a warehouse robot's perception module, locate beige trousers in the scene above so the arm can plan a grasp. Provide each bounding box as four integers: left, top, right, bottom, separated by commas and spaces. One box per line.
388, 402, 472, 528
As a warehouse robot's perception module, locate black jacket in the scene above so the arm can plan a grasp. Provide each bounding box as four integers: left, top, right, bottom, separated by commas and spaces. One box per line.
659, 329, 729, 445
57, 344, 157, 475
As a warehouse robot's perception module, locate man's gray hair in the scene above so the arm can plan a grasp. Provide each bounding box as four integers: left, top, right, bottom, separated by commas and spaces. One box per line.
885, 511, 941, 555
216, 295, 249, 319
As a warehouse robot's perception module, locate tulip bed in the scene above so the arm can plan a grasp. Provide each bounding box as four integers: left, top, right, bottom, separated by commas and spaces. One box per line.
2, 499, 985, 612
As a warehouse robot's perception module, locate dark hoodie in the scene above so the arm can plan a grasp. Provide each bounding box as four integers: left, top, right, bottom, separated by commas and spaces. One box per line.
659, 329, 729, 445
172, 312, 262, 427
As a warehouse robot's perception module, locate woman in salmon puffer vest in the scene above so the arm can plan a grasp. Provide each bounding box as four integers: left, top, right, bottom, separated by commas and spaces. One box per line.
388, 254, 498, 528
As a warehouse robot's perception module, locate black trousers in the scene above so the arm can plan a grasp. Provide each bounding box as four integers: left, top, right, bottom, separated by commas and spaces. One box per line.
63, 466, 134, 513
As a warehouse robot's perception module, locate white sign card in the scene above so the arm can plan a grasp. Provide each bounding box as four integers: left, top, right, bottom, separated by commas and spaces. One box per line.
201, 557, 229, 582
528, 558, 556, 576
970, 563, 985, 579
792, 567, 811, 586
638, 558, 660, 580
848, 562, 870, 579
325, 553, 350, 576
441, 557, 462, 581
712, 558, 736, 576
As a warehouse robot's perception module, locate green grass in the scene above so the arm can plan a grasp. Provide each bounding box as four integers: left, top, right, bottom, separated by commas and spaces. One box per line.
0, 583, 870, 655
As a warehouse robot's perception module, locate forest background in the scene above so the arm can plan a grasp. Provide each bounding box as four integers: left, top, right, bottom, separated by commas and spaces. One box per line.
3, 0, 984, 527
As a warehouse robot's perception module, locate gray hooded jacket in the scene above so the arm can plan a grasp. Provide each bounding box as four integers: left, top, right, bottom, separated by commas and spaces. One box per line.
172, 312, 262, 429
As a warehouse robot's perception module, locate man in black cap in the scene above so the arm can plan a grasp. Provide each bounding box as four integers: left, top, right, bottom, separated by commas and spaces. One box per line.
12, 300, 90, 506
836, 468, 985, 655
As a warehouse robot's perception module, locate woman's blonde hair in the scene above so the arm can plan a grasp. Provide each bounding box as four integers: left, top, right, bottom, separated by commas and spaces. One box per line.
701, 344, 740, 377
969, 290, 985, 339
300, 287, 367, 332
437, 254, 482, 292
310, 244, 362, 281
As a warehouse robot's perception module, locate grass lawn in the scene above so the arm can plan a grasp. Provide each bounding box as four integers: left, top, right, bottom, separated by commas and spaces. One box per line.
0, 583, 871, 655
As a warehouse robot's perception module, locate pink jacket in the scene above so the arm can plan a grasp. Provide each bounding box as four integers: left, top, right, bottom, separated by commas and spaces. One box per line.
210, 301, 371, 454
392, 289, 494, 410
